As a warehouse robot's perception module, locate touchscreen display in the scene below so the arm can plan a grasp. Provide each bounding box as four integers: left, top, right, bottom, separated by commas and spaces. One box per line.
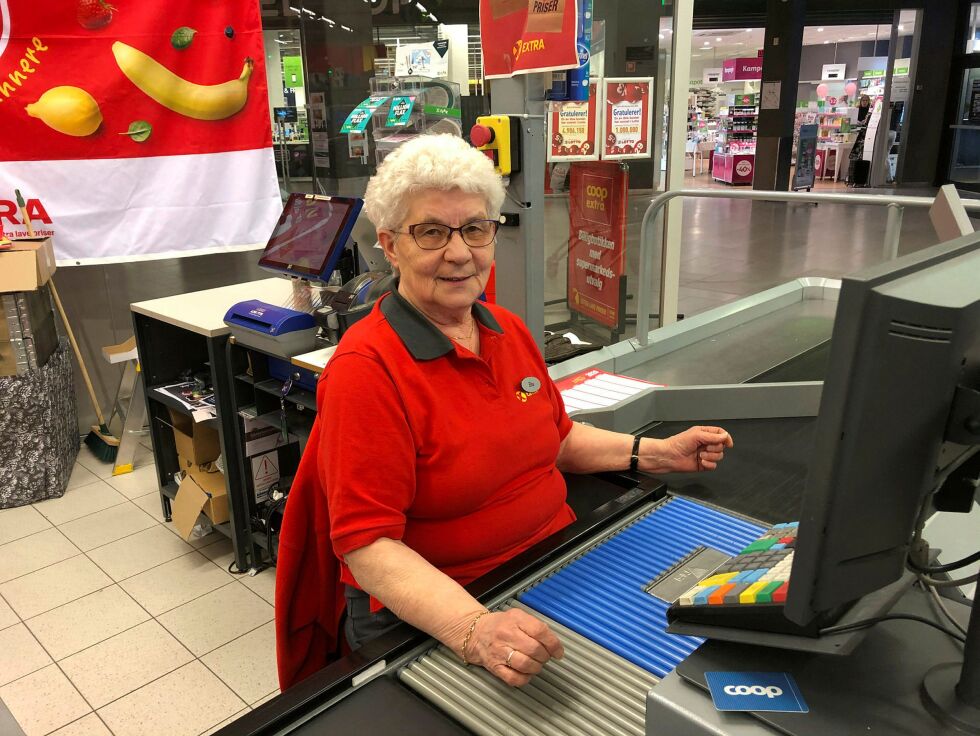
258, 194, 360, 279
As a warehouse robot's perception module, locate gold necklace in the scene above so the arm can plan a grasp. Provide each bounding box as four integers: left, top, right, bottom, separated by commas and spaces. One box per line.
449, 320, 476, 341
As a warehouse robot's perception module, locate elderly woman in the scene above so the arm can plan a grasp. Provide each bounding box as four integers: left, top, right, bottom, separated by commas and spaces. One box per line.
275, 134, 733, 691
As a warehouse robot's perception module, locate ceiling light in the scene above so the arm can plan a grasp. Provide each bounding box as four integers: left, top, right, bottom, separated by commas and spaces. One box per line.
323, 16, 335, 24
430, 13, 438, 21
341, 24, 353, 32
416, 1, 427, 11
302, 7, 315, 15
823, 40, 829, 44
716, 37, 722, 42
745, 28, 751, 32
288, 5, 300, 13
817, 27, 824, 32
275, 39, 287, 44
703, 40, 709, 45
659, 33, 664, 40
898, 24, 905, 31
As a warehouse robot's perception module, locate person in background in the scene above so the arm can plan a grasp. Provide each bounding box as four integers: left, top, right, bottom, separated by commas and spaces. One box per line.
275, 134, 734, 691
857, 94, 872, 123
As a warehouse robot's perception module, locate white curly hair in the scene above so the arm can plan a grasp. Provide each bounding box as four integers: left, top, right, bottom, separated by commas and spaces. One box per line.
363, 133, 506, 232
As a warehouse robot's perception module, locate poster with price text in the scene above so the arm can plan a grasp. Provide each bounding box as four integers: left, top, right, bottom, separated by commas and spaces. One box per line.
548, 80, 599, 161
0, 0, 279, 263
601, 77, 653, 160
567, 161, 627, 329
479, 0, 579, 79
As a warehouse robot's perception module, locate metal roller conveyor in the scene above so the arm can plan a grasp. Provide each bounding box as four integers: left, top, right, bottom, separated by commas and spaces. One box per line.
399, 498, 761, 736
400, 601, 657, 736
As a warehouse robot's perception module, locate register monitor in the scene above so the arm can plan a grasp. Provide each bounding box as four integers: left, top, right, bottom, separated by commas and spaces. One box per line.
258, 193, 362, 283
781, 232, 980, 727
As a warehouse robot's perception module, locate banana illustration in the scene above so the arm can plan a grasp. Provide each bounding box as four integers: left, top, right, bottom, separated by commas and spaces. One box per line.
26, 86, 103, 137
112, 41, 253, 121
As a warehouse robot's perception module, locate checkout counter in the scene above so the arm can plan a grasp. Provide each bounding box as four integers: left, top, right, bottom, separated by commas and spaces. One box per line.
204, 270, 974, 736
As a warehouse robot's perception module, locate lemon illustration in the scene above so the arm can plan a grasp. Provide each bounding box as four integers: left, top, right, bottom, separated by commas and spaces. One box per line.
26, 86, 103, 137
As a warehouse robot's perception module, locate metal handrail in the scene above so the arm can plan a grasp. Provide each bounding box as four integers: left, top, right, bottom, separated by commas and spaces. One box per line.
636, 189, 980, 346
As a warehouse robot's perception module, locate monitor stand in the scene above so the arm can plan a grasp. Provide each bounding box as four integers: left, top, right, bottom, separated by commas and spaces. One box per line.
673, 582, 975, 736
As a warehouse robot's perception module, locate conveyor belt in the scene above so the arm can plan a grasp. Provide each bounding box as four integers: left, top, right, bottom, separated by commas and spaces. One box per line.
519, 497, 764, 677
400, 602, 658, 736
399, 499, 762, 736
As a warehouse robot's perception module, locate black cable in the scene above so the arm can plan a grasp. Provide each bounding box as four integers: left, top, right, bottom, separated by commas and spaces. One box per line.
907, 548, 980, 574
820, 613, 966, 644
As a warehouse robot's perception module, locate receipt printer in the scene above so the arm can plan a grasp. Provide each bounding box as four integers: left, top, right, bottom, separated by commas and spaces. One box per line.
224, 300, 317, 358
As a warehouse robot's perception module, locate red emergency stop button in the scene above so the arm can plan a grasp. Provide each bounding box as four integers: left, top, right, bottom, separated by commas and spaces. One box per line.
470, 124, 495, 147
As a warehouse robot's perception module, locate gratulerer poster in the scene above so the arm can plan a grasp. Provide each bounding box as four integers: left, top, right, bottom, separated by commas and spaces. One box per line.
601, 77, 653, 161
567, 161, 627, 329
479, 0, 579, 79
0, 0, 280, 262
548, 79, 599, 162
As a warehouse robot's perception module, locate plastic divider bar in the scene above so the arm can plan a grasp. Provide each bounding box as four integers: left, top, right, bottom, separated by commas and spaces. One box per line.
519, 497, 763, 677
399, 601, 658, 736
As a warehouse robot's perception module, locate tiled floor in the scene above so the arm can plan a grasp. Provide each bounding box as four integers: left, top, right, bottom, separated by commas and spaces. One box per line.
0, 442, 279, 736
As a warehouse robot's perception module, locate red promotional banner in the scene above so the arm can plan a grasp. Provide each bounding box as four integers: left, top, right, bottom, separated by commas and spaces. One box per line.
567, 161, 626, 329
601, 77, 653, 161
548, 79, 599, 161
479, 0, 578, 79
0, 0, 279, 262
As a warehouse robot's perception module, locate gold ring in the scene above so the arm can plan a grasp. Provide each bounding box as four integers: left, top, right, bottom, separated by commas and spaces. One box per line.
506, 649, 516, 668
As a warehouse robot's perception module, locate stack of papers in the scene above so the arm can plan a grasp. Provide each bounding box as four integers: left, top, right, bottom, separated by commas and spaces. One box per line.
554, 369, 663, 414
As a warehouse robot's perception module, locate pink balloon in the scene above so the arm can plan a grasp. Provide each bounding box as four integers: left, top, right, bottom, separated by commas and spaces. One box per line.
816, 83, 829, 100
845, 81, 858, 97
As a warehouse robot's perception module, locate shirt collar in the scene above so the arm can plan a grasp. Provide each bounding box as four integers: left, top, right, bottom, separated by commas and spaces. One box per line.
380, 285, 503, 360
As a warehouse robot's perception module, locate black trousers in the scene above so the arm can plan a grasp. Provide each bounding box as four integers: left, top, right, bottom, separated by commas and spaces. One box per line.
344, 586, 420, 649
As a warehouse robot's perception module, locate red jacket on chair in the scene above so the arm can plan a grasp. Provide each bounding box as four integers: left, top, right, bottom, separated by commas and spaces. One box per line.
274, 379, 347, 692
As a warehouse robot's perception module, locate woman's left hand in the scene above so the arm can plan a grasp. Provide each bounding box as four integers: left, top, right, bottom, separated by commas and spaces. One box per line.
653, 426, 733, 473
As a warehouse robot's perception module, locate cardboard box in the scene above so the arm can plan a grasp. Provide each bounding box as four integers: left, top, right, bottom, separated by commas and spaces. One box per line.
242, 416, 281, 457
0, 238, 56, 293
172, 465, 229, 540
168, 408, 220, 466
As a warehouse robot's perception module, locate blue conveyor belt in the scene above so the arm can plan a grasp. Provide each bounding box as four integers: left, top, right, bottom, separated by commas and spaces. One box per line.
519, 496, 764, 678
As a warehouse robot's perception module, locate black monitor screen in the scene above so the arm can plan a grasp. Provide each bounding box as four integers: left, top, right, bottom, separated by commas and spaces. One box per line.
785, 233, 980, 626
258, 193, 363, 281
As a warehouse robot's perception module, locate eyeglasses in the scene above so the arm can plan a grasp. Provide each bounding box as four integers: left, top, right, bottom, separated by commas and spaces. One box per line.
394, 219, 499, 250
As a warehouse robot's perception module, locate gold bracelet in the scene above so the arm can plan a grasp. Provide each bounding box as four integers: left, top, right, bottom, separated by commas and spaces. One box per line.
460, 610, 491, 665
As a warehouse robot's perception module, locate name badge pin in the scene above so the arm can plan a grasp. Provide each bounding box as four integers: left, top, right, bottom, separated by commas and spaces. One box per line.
521, 376, 541, 394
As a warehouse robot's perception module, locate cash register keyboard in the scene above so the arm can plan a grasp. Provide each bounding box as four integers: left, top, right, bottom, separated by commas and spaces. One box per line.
666, 522, 823, 636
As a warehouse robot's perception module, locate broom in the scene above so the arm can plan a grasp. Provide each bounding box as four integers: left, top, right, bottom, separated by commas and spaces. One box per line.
15, 189, 119, 462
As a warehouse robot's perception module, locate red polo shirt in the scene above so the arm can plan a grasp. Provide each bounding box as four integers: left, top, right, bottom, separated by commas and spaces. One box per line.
323, 289, 576, 590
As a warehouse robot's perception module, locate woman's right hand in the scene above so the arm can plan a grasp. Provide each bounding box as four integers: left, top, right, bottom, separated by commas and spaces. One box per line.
463, 609, 564, 686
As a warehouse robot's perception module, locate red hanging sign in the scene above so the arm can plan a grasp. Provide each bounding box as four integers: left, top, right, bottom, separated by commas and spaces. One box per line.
479, 0, 578, 79
567, 161, 627, 329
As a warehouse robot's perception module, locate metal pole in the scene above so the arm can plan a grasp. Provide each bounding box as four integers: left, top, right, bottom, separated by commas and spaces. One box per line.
871, 13, 899, 187
633, 189, 980, 347
883, 203, 904, 261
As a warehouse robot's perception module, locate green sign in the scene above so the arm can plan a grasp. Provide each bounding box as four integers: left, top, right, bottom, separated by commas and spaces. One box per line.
340, 96, 389, 133
422, 105, 462, 118
282, 56, 304, 88
385, 96, 416, 127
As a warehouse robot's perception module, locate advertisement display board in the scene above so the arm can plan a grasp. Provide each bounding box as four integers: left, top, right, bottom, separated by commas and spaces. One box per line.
479, 0, 579, 78
567, 161, 627, 329
793, 124, 818, 191
548, 80, 600, 161
600, 78, 653, 160
0, 0, 279, 262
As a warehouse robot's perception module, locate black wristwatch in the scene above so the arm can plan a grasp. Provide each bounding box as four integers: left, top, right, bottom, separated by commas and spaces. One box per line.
629, 435, 641, 472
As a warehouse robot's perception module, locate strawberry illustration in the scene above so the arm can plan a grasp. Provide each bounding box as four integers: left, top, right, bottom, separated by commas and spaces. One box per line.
77, 0, 116, 30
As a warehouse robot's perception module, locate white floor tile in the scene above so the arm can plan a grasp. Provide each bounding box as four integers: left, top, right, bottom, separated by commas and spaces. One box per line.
158, 582, 272, 656
200, 709, 249, 735
0, 528, 80, 584
133, 443, 155, 469
50, 713, 113, 736
60, 620, 194, 709
66, 463, 101, 491
0, 594, 18, 631
0, 664, 90, 736
239, 567, 276, 606
131, 491, 168, 524
119, 552, 232, 616
0, 623, 53, 686
26, 585, 150, 661
75, 445, 117, 479
97, 661, 246, 736
33, 480, 128, 526
106, 464, 160, 500
87, 525, 194, 582
58, 503, 157, 552
0, 505, 52, 545
198, 538, 235, 570
0, 555, 113, 619
201, 621, 278, 705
